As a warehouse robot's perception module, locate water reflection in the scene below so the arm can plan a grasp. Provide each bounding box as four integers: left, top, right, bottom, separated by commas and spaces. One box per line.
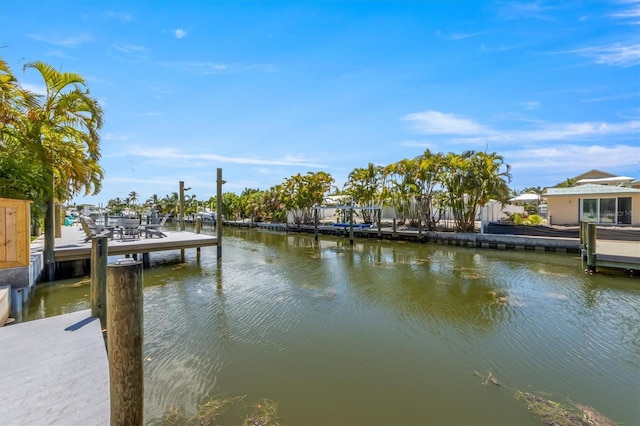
21, 226, 640, 425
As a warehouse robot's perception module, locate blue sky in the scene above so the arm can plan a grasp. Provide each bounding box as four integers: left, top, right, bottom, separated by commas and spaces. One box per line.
2, 0, 639, 206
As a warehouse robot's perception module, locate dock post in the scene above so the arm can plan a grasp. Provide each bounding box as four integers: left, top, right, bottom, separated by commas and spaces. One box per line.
107, 259, 143, 426
179, 180, 186, 262
142, 253, 150, 269
314, 205, 319, 241
377, 208, 382, 238
55, 203, 62, 238
586, 223, 597, 273
392, 218, 397, 238
196, 216, 202, 261
216, 168, 223, 260
579, 221, 587, 268
179, 181, 185, 232
349, 206, 354, 245
90, 235, 108, 327
418, 217, 422, 241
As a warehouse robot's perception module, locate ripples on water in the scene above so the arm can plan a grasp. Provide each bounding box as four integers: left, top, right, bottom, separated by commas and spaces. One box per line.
24, 228, 640, 425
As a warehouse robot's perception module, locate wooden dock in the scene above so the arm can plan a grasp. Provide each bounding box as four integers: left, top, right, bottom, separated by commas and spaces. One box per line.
0, 309, 109, 425
587, 240, 640, 272
32, 226, 218, 262
229, 221, 640, 273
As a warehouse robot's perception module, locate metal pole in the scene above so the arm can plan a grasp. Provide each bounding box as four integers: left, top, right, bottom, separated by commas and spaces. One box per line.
216, 168, 223, 260
107, 259, 143, 425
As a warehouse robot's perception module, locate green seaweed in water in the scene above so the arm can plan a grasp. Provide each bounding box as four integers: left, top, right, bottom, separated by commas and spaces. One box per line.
192, 394, 244, 425
515, 391, 618, 426
243, 399, 281, 426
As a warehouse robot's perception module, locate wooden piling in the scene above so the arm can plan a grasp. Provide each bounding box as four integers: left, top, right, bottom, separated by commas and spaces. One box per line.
107, 259, 143, 426
580, 221, 587, 247
196, 216, 202, 260
313, 205, 319, 241
90, 235, 108, 327
179, 181, 185, 232
586, 223, 597, 273
216, 168, 223, 260
377, 209, 382, 238
349, 207, 354, 245
392, 218, 397, 238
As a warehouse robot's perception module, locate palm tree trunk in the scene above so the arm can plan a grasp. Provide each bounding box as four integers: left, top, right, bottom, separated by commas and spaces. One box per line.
44, 173, 56, 281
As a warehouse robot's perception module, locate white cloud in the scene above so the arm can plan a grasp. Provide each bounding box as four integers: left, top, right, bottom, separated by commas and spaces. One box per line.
28, 33, 92, 47
436, 29, 489, 40
175, 29, 187, 39
610, 0, 640, 24
104, 11, 133, 22
102, 133, 132, 142
123, 146, 326, 168
505, 144, 640, 174
113, 44, 146, 53
582, 92, 640, 103
519, 101, 540, 110
398, 140, 438, 149
565, 42, 640, 67
403, 110, 489, 135
403, 109, 640, 145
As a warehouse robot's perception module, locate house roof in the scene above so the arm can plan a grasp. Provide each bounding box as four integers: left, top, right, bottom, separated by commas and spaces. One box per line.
571, 169, 617, 181
576, 176, 635, 185
545, 184, 640, 197
510, 193, 541, 202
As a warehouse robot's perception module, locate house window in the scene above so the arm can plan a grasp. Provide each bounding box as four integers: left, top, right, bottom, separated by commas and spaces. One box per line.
581, 197, 632, 224
618, 197, 632, 225
599, 198, 615, 223
581, 198, 597, 222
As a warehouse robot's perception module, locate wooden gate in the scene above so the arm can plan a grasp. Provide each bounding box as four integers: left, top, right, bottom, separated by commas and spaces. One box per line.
0, 198, 31, 268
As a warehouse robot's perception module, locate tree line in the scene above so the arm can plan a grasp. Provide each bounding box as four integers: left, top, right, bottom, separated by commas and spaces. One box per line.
112, 150, 513, 232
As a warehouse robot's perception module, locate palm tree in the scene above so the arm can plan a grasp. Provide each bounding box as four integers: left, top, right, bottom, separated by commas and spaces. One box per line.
0, 58, 47, 228
441, 151, 511, 232
146, 193, 160, 207
22, 61, 103, 279
161, 192, 179, 215
128, 191, 139, 208
343, 163, 383, 224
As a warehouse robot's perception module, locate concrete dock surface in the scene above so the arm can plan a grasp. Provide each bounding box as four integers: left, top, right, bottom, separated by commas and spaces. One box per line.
0, 309, 109, 425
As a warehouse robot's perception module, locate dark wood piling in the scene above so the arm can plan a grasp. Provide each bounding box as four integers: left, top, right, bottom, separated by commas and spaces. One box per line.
216, 168, 223, 260
586, 223, 597, 273
90, 235, 108, 328
314, 206, 319, 241
196, 216, 202, 261
349, 207, 354, 245
107, 259, 143, 425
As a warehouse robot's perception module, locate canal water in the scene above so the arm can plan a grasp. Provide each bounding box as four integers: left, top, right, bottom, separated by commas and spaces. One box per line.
23, 226, 640, 425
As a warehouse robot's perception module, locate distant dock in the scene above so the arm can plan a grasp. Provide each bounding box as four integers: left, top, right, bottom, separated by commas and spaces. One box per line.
227, 221, 640, 274
0, 309, 109, 425
42, 226, 218, 262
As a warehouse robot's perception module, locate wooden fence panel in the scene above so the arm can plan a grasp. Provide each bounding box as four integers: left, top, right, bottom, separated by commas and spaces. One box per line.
0, 198, 31, 268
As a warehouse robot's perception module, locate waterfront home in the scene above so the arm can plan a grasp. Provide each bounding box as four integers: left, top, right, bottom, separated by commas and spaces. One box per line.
545, 184, 640, 226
